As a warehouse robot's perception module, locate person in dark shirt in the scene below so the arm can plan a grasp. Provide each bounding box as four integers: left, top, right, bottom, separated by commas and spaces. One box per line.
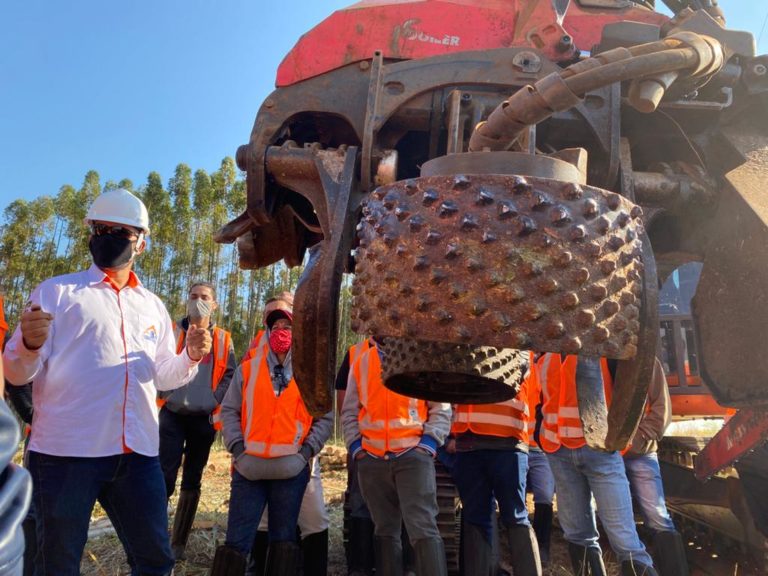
158, 282, 237, 560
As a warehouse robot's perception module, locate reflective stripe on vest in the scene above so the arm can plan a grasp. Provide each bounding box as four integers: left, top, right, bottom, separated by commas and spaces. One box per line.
349, 339, 372, 368
242, 330, 267, 364
241, 338, 312, 458
452, 372, 529, 442
354, 347, 427, 457
538, 354, 613, 453
209, 328, 231, 430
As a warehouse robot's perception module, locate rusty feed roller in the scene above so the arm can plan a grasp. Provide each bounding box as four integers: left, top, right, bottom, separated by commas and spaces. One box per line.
351, 150, 657, 448
352, 172, 645, 358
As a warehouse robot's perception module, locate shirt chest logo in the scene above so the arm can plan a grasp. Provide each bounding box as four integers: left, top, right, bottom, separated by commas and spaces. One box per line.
143, 325, 158, 343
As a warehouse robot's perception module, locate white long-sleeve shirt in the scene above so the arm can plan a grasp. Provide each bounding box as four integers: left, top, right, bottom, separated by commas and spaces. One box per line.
3, 265, 198, 457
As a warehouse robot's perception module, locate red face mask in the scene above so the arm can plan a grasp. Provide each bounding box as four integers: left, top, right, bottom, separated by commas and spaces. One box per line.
269, 328, 292, 354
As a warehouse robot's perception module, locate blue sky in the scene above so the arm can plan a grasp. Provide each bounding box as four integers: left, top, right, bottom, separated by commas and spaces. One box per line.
1, 1, 766, 213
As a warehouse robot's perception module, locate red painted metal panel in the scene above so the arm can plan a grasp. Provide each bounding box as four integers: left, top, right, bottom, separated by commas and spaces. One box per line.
276, 0, 668, 86
695, 407, 768, 480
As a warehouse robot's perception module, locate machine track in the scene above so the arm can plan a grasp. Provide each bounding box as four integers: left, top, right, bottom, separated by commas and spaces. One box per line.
658, 437, 767, 575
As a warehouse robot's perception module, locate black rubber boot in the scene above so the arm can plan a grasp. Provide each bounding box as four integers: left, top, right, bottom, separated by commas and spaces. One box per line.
506, 525, 542, 576
621, 560, 659, 576
374, 536, 404, 576
568, 543, 607, 576
413, 537, 448, 576
265, 541, 300, 576
171, 488, 201, 560
462, 522, 492, 576
652, 530, 689, 576
347, 518, 375, 575
532, 503, 553, 566
209, 545, 248, 576
245, 530, 269, 576
301, 529, 329, 576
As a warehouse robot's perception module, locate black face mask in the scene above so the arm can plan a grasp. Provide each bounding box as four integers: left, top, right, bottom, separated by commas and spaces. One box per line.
89, 234, 135, 269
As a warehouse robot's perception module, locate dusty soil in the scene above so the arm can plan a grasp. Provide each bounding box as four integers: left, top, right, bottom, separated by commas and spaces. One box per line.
79, 444, 621, 576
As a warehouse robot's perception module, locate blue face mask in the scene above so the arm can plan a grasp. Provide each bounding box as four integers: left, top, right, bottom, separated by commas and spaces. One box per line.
89, 234, 134, 269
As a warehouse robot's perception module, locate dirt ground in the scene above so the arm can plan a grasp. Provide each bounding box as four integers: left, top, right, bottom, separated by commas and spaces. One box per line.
79, 444, 621, 576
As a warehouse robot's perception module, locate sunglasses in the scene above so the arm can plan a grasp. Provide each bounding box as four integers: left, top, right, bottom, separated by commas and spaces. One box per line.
90, 223, 140, 240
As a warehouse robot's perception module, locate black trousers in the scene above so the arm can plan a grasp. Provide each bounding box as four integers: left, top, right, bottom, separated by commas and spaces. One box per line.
159, 407, 217, 497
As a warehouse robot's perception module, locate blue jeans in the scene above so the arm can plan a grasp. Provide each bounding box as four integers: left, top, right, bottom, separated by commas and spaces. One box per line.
224, 467, 310, 554
526, 449, 555, 505
28, 451, 173, 576
453, 449, 529, 543
547, 446, 653, 565
623, 453, 675, 532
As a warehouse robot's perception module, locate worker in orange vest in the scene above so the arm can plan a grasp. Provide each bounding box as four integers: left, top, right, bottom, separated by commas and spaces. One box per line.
538, 354, 657, 576
523, 356, 555, 567
452, 352, 542, 576
157, 281, 237, 560
333, 338, 376, 576
245, 293, 330, 576
341, 341, 452, 576
210, 294, 333, 576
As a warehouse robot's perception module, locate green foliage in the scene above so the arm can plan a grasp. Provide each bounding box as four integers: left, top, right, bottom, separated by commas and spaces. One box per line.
0, 161, 356, 377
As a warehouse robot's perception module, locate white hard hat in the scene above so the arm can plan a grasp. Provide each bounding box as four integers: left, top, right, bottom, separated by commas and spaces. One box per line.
84, 189, 150, 234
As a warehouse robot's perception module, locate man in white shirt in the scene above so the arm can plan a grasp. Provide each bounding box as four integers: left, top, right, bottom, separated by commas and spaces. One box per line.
3, 188, 211, 576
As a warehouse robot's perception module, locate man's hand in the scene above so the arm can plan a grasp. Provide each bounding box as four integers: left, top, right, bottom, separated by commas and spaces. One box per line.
354, 450, 368, 461
186, 324, 212, 361
21, 304, 53, 351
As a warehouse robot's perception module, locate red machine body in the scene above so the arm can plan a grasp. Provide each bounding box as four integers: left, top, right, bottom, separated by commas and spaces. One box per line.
277, 0, 667, 86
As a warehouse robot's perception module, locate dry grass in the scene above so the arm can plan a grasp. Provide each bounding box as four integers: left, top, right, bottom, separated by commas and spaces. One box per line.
79, 444, 621, 576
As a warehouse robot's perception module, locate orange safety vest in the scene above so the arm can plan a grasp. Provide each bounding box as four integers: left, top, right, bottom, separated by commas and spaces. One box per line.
240, 337, 312, 458
157, 323, 232, 431
348, 338, 373, 368
526, 354, 542, 446
353, 347, 429, 457
242, 330, 267, 364
0, 295, 7, 347
538, 354, 614, 453
452, 351, 534, 443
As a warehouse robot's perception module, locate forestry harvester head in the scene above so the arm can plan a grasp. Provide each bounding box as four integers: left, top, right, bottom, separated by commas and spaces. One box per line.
217, 0, 768, 452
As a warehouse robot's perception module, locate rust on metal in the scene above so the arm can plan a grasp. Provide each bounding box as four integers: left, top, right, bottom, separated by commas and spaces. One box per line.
694, 408, 768, 481
291, 146, 361, 416
604, 229, 659, 450
353, 174, 645, 359
693, 128, 768, 407
377, 337, 528, 404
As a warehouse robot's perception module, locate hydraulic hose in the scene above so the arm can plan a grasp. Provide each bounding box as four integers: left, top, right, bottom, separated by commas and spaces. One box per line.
469, 32, 724, 152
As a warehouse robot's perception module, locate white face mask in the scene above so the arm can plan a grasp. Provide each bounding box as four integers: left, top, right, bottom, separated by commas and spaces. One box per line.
187, 298, 213, 321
